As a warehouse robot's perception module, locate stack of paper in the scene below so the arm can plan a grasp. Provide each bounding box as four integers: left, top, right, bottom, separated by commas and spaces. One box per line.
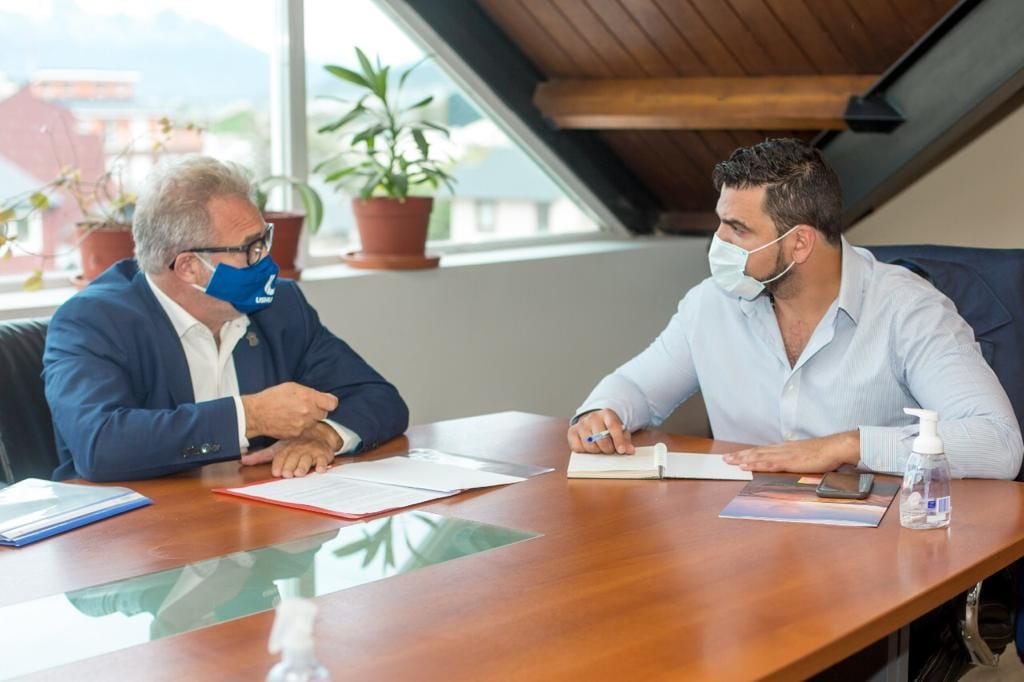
0, 478, 152, 547
215, 455, 529, 519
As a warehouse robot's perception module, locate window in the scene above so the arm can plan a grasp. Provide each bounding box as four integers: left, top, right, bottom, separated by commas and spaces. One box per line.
303, 0, 599, 256
0, 0, 602, 283
537, 202, 551, 233
475, 201, 497, 234
15, 213, 44, 253
0, 0, 272, 278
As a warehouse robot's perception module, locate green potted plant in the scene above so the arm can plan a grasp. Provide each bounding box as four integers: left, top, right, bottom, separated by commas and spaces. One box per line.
252, 175, 323, 279
2, 119, 206, 289
68, 117, 198, 286
315, 48, 455, 270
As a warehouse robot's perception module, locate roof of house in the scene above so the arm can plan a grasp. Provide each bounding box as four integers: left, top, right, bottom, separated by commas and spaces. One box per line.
0, 153, 47, 204
449, 146, 563, 202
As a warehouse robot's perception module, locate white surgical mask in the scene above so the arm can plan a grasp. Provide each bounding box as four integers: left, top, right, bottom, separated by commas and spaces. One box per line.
708, 226, 798, 300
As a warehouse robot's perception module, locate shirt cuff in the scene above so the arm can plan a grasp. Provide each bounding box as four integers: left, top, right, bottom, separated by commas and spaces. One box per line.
233, 395, 249, 452
858, 425, 916, 475
322, 419, 361, 455
574, 398, 636, 431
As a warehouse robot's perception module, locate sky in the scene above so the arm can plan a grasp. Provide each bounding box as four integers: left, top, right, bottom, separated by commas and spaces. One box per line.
0, 0, 425, 66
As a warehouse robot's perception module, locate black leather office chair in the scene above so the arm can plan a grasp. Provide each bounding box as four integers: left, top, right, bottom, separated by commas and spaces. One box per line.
868, 245, 1023, 673
0, 317, 58, 484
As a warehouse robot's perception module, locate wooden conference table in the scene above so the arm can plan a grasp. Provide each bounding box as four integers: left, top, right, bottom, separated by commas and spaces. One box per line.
4, 411, 1024, 681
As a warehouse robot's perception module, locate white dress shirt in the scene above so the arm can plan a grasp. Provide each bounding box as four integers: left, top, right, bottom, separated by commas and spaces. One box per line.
146, 275, 359, 455
577, 239, 1023, 479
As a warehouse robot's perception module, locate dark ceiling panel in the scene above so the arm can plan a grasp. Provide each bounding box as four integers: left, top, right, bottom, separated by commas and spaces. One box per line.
584, 0, 679, 76
686, 1, 777, 75
763, 0, 857, 72
548, 0, 643, 77
517, 1, 614, 76
616, 0, 708, 76
725, 0, 818, 74
653, 0, 745, 76
476, 0, 575, 77
808, 1, 891, 72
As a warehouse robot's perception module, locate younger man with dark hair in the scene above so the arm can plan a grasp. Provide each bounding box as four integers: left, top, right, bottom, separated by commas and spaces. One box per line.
568, 138, 1021, 479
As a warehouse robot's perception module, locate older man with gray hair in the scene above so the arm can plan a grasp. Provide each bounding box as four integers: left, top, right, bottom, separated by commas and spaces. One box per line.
44, 156, 409, 481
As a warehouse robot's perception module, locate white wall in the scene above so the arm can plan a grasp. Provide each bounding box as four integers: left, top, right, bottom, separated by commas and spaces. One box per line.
847, 101, 1024, 247
300, 238, 711, 434
0, 238, 712, 436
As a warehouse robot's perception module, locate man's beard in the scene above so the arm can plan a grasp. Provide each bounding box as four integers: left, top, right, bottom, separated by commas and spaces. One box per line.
764, 246, 797, 298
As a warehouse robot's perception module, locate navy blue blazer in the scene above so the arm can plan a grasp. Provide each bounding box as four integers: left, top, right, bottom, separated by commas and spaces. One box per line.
43, 260, 409, 481
868, 244, 1024, 482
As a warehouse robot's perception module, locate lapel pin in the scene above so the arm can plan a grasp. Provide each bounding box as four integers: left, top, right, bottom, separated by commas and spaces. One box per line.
246, 332, 259, 347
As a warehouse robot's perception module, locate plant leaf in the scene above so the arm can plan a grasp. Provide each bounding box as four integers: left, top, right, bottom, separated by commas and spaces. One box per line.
29, 192, 49, 210
316, 105, 367, 134
404, 95, 433, 112
355, 47, 376, 84
413, 121, 451, 137
23, 269, 44, 292
412, 129, 430, 160
392, 173, 408, 199
293, 183, 324, 234
324, 64, 370, 90
398, 55, 430, 89
351, 124, 386, 147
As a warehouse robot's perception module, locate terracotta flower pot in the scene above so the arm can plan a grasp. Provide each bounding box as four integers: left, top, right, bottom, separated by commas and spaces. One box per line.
263, 211, 304, 280
75, 222, 135, 284
352, 197, 433, 257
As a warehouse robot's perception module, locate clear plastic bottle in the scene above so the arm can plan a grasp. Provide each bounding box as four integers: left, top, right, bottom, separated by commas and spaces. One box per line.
899, 408, 952, 529
266, 598, 331, 682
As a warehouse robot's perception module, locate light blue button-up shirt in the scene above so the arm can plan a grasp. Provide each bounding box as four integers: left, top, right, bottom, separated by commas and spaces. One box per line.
578, 239, 1023, 479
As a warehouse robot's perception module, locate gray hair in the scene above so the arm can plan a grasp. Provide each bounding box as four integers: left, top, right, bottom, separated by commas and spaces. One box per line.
133, 156, 254, 273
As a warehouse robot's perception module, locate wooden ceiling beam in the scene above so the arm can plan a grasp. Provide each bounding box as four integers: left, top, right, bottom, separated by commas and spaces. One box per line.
534, 76, 880, 130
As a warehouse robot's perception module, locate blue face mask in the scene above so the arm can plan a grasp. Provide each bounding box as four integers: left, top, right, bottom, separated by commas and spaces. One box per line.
194, 255, 279, 313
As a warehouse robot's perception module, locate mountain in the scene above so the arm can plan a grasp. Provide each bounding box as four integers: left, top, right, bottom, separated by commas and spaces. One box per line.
0, 2, 269, 107
0, 3, 462, 112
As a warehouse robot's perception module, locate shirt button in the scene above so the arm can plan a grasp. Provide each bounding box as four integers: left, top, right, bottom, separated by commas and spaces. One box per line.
786, 383, 795, 392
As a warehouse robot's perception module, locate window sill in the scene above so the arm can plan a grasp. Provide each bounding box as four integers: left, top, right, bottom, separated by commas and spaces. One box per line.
0, 235, 700, 320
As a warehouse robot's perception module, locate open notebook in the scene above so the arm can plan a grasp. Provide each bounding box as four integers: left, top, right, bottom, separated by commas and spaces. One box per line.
568, 443, 752, 481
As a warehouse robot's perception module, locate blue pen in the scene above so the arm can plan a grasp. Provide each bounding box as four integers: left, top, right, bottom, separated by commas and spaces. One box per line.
586, 429, 611, 443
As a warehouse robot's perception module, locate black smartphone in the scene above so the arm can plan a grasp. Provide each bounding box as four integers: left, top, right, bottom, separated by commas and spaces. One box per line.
815, 472, 875, 499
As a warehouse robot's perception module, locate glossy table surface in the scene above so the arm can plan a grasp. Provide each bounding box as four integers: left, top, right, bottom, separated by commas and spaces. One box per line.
3, 411, 1024, 681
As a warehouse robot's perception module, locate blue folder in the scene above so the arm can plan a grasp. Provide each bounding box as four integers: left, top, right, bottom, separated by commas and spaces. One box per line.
0, 478, 152, 547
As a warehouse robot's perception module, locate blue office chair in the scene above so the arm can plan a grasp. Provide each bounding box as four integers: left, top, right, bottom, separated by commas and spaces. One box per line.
867, 245, 1024, 664
0, 317, 58, 484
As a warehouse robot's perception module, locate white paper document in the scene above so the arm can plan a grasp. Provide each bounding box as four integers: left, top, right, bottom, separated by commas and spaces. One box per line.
660, 452, 753, 480
225, 476, 454, 517
329, 456, 527, 493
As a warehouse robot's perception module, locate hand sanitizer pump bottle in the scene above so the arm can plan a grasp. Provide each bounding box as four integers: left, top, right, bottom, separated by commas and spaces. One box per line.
899, 408, 952, 529
266, 598, 331, 682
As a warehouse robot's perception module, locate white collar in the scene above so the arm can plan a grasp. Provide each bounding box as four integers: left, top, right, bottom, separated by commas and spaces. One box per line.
145, 273, 249, 338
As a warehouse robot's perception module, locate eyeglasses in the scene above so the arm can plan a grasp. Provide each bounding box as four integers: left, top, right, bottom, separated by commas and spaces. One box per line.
169, 224, 274, 270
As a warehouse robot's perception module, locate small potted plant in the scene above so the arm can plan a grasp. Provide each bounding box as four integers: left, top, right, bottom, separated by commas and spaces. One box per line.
1, 118, 198, 289
252, 175, 323, 279
315, 48, 455, 270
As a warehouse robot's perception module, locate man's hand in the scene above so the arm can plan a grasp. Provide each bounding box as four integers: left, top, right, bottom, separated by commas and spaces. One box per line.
240, 382, 339, 440
240, 424, 339, 478
567, 408, 635, 455
723, 431, 860, 473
